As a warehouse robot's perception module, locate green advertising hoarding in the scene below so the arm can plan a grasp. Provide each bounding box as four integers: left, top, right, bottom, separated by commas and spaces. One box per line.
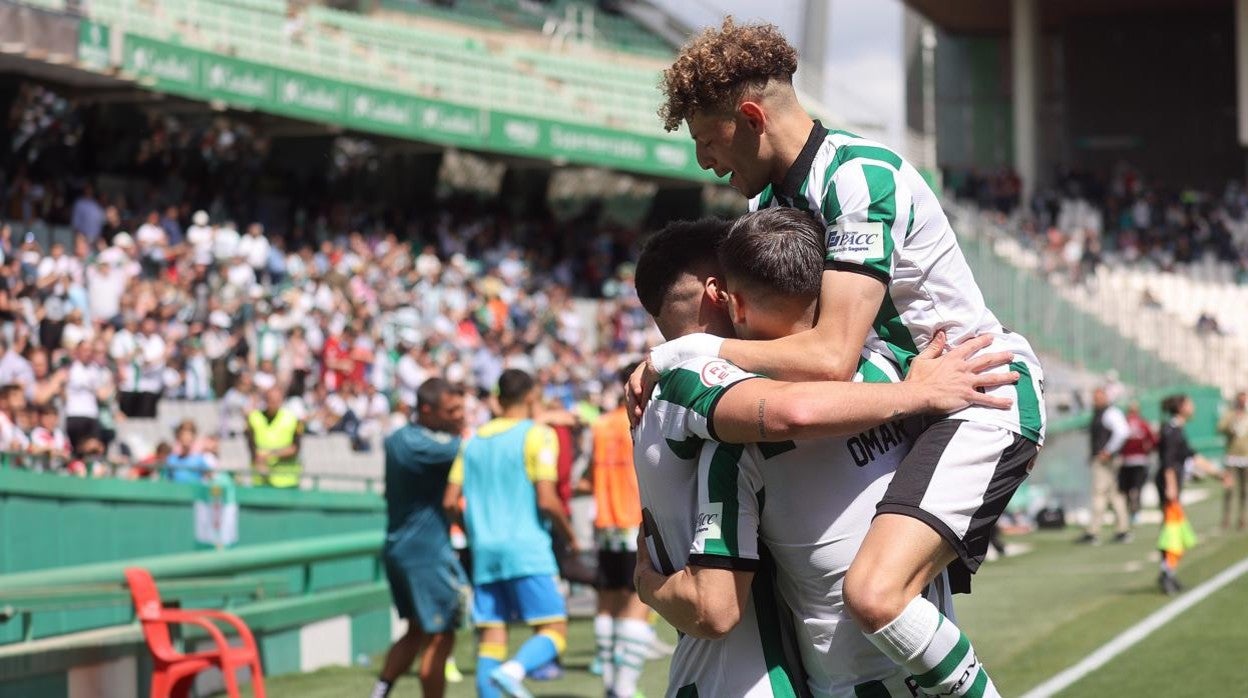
202, 53, 276, 108
122, 34, 202, 96
77, 19, 110, 71
343, 85, 485, 147
271, 68, 349, 123
489, 112, 703, 180
104, 25, 715, 182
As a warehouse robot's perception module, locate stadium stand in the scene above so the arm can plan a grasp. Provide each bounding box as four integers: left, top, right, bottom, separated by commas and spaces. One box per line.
381, 0, 672, 56
0, 71, 654, 489
80, 0, 673, 135
948, 167, 1248, 397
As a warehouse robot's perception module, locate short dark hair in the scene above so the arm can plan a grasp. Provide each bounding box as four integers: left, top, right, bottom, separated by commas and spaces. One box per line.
634, 218, 731, 317
718, 208, 824, 303
498, 369, 536, 408
417, 378, 464, 411
1162, 393, 1189, 416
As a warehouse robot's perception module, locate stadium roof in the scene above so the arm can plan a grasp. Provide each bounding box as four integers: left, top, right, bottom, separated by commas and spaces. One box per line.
905, 0, 1228, 34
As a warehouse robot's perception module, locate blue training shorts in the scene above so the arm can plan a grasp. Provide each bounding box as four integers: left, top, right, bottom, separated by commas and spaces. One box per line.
472, 574, 567, 627
384, 544, 466, 634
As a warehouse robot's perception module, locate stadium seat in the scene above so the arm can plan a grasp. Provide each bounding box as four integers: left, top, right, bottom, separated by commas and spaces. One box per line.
125, 567, 266, 698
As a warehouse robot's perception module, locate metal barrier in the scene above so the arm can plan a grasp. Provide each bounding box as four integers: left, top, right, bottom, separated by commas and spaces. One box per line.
0, 453, 382, 493
0, 530, 384, 646
0, 530, 383, 592
0, 531, 392, 688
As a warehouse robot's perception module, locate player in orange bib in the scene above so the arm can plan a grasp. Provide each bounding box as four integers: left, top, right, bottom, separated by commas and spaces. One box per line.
578, 383, 651, 698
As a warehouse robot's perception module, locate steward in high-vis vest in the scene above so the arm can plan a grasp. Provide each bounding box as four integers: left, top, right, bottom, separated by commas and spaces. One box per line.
246, 385, 303, 488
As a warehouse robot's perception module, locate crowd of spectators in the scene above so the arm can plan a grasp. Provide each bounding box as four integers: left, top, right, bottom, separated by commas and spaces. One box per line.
948, 164, 1248, 283
0, 195, 654, 476
0, 203, 653, 479
0, 80, 656, 483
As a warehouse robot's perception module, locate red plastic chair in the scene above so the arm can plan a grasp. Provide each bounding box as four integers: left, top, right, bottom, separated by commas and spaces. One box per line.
124, 567, 267, 698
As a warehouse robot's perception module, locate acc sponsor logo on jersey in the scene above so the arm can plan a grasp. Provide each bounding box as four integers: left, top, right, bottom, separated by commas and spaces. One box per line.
699, 360, 739, 388
827, 221, 885, 263
692, 502, 723, 548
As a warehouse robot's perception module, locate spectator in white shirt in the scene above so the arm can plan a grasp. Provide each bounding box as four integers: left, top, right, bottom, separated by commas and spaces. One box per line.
86, 255, 127, 324
253, 358, 278, 392
186, 211, 215, 267
60, 308, 92, 351
135, 210, 168, 278
225, 253, 257, 294
182, 339, 213, 401
106, 232, 142, 280
30, 404, 71, 466
395, 340, 428, 410
132, 315, 167, 418
238, 223, 271, 276
63, 340, 107, 454
213, 221, 241, 264
354, 382, 390, 447
36, 242, 81, 299
111, 315, 141, 414
414, 244, 442, 280
0, 337, 35, 400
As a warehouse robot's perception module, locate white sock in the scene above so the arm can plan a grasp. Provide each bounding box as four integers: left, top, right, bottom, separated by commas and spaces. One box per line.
613, 618, 651, 697
368, 679, 392, 698
594, 614, 617, 690
499, 660, 526, 681
865, 596, 1000, 697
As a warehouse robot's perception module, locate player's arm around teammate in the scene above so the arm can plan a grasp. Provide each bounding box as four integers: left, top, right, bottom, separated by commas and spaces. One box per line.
634, 528, 752, 640
705, 331, 1014, 443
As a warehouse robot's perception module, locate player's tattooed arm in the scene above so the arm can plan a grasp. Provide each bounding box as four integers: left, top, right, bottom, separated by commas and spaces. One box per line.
707, 335, 1017, 443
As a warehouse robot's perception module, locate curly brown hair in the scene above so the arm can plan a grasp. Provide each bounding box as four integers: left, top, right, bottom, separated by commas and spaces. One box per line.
658, 17, 799, 132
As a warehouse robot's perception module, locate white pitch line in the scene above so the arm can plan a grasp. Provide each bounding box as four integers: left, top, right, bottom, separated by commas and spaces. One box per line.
1019, 555, 1248, 698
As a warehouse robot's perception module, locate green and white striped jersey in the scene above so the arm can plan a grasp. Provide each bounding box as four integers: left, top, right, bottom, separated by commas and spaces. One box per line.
749, 122, 1046, 444
634, 356, 807, 698
680, 353, 949, 697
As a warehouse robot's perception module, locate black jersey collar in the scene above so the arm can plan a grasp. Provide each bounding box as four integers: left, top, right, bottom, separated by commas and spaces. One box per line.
775, 119, 827, 203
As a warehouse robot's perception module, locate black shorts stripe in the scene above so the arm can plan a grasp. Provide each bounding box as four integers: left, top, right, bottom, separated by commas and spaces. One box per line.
686, 553, 760, 572
596, 549, 637, 591
876, 419, 1037, 594
641, 507, 676, 575
878, 419, 963, 508
962, 432, 1037, 569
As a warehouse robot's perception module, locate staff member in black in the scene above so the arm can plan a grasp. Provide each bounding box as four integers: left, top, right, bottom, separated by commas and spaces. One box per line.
1156, 394, 1228, 594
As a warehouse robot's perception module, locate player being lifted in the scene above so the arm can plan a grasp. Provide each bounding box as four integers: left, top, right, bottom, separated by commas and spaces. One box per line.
635, 19, 1046, 698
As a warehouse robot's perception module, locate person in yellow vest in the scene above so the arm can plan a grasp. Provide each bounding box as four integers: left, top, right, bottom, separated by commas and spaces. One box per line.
246, 385, 303, 488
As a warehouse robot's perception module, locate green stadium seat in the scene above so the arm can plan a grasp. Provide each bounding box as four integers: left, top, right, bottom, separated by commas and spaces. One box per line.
84, 0, 686, 138
18, 0, 67, 11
